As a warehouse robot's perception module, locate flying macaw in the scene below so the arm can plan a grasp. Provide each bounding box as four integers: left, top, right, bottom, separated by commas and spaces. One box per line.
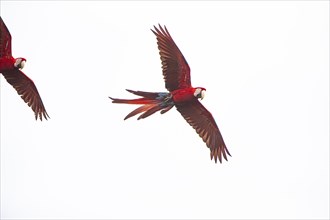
0, 17, 49, 120
109, 25, 230, 163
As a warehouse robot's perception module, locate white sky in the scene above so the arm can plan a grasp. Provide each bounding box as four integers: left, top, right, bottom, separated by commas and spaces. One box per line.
0, 1, 329, 219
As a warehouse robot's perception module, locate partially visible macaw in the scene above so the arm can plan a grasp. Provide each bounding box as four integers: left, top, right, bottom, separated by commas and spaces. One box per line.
0, 17, 49, 120
110, 25, 230, 163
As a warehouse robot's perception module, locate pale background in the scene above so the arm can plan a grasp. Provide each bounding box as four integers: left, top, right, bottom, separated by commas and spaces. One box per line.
0, 1, 329, 219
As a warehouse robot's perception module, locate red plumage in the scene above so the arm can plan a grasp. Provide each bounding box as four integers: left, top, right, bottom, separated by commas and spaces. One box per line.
110, 24, 230, 163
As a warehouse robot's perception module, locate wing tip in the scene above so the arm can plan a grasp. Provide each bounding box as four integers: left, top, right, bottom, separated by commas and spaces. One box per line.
210, 147, 231, 164
151, 24, 170, 37
35, 111, 50, 121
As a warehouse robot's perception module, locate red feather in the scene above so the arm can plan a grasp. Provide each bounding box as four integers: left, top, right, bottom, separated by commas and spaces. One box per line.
0, 17, 12, 58
176, 100, 231, 163
2, 69, 49, 120
109, 90, 174, 120
151, 25, 191, 92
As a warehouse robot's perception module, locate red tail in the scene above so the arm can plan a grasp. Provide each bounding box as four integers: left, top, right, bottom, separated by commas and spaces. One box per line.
109, 89, 174, 120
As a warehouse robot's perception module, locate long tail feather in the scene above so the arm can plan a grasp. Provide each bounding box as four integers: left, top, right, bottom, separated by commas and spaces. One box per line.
124, 105, 153, 120
126, 89, 161, 99
160, 105, 174, 114
110, 89, 174, 120
138, 105, 163, 120
109, 97, 157, 105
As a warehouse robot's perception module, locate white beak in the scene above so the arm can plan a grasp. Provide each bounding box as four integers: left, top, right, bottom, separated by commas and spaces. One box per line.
20, 60, 26, 69
200, 90, 205, 100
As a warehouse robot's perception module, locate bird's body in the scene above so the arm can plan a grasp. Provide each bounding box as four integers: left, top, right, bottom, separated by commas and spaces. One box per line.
0, 17, 49, 120
171, 87, 201, 103
110, 25, 230, 163
0, 57, 15, 71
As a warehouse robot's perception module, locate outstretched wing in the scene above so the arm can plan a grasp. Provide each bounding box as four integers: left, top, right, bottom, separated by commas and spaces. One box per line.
151, 25, 191, 92
176, 100, 231, 163
0, 17, 12, 58
2, 69, 49, 120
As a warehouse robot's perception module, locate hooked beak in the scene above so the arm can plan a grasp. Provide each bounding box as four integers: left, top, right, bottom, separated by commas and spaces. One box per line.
200, 90, 205, 100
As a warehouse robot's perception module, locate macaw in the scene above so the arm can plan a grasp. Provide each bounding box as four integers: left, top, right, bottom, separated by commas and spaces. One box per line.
0, 17, 49, 120
110, 25, 230, 163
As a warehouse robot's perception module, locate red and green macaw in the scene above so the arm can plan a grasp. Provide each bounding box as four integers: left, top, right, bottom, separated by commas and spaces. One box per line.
110, 25, 231, 163
0, 17, 49, 120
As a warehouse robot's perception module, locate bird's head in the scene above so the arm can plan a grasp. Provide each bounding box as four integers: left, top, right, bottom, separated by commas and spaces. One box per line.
194, 87, 206, 100
14, 57, 26, 69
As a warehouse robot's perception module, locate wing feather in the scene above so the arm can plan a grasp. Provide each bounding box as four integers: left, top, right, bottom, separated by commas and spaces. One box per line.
0, 17, 12, 58
2, 69, 49, 120
151, 24, 191, 91
176, 100, 230, 163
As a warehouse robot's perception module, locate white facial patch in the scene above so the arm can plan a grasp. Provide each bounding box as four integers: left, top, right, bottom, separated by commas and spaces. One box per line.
194, 88, 205, 100
14, 59, 21, 68
194, 88, 202, 97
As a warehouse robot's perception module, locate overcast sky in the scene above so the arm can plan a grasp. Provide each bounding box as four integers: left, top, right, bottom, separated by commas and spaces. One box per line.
0, 1, 329, 219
